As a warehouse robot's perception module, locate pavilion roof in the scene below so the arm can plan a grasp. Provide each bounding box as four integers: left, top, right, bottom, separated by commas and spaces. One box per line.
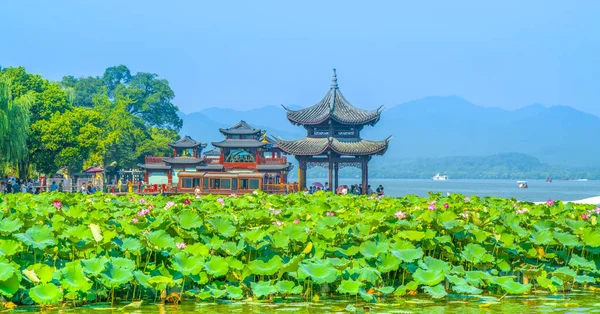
283, 69, 382, 126
137, 163, 171, 170
276, 136, 391, 156
257, 164, 294, 171
212, 139, 267, 148
163, 157, 204, 165
203, 147, 221, 156
168, 136, 207, 148
219, 120, 262, 136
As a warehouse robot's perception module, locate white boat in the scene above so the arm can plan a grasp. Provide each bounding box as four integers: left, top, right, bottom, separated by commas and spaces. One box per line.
517, 181, 528, 189
432, 173, 449, 181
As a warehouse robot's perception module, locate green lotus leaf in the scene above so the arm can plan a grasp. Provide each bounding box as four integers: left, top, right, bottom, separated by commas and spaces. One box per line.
271, 231, 289, 248
337, 279, 363, 295
241, 228, 268, 244
186, 243, 210, 257
120, 238, 142, 252
82, 257, 108, 276
391, 248, 423, 263
0, 239, 20, 257
553, 267, 577, 282
0, 217, 23, 233
178, 210, 203, 229
530, 230, 556, 246
14, 225, 57, 250
133, 271, 152, 288
100, 264, 134, 288
0, 272, 21, 297
536, 275, 558, 292
359, 241, 389, 258
27, 263, 54, 284
300, 260, 338, 284
281, 224, 308, 243
60, 261, 93, 293
226, 257, 244, 270
335, 245, 360, 257
327, 257, 351, 268
553, 232, 580, 247
581, 228, 600, 247
420, 256, 452, 274
575, 275, 596, 284
249, 255, 283, 276
29, 283, 63, 305
172, 252, 204, 276
0, 261, 16, 281
359, 288, 375, 302
226, 285, 244, 299
210, 218, 236, 238
110, 257, 136, 270
251, 281, 276, 298
275, 280, 302, 294
148, 276, 174, 290
355, 267, 382, 284
146, 230, 176, 250
207, 286, 227, 298
376, 286, 395, 295
569, 254, 596, 271
204, 256, 229, 277
221, 240, 245, 256
423, 284, 448, 299
278, 254, 303, 279
461, 243, 495, 264
61, 225, 93, 241
397, 230, 426, 241
413, 268, 445, 286
499, 280, 532, 294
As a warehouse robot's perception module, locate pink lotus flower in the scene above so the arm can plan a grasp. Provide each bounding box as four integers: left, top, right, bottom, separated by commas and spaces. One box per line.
428, 203, 436, 211
272, 209, 281, 215
294, 218, 299, 225
131, 218, 138, 223
464, 197, 471, 202
137, 210, 146, 217
394, 211, 406, 220
460, 211, 469, 218
184, 199, 190, 205
139, 199, 147, 204
176, 242, 187, 249
217, 198, 225, 206
582, 213, 591, 220
516, 208, 527, 214
147, 205, 156, 210
326, 211, 335, 217
196, 194, 201, 199
52, 201, 62, 209
546, 199, 555, 206
129, 197, 135, 202
376, 196, 383, 201
443, 203, 449, 209
165, 201, 175, 210
272, 221, 284, 227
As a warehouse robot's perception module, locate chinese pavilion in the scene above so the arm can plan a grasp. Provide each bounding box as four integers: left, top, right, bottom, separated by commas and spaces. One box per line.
277, 69, 391, 193
138, 135, 207, 185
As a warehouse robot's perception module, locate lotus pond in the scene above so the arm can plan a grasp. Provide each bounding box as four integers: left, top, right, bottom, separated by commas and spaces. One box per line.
1, 192, 600, 313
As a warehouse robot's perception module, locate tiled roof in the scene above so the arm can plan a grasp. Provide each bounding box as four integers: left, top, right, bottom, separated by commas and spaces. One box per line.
196, 164, 224, 171
257, 164, 294, 171
138, 163, 171, 170
283, 69, 382, 126
163, 157, 204, 165
276, 137, 391, 156
168, 136, 207, 148
203, 148, 221, 156
219, 120, 262, 135
212, 139, 267, 148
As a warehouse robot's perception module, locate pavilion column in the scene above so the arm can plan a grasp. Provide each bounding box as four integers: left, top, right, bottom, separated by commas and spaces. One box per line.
334, 161, 339, 191
361, 157, 368, 195
328, 154, 333, 192
298, 159, 307, 191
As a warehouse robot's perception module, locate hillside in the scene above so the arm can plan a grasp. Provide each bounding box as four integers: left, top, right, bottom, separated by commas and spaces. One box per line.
179, 96, 600, 169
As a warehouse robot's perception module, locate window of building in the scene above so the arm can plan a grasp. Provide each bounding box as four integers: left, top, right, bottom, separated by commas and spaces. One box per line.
182, 178, 193, 188
232, 179, 238, 190
249, 179, 259, 189
203, 178, 208, 189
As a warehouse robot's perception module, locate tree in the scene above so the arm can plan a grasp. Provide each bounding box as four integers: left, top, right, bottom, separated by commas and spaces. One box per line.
0, 77, 31, 173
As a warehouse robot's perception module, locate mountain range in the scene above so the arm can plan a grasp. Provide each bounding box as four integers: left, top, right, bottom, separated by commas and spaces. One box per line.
179, 96, 600, 168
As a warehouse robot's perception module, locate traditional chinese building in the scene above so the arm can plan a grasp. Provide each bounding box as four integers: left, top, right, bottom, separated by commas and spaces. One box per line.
138, 136, 207, 186
277, 69, 391, 193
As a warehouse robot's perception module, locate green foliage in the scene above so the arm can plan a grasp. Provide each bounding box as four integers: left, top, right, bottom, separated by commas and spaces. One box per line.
0, 192, 599, 307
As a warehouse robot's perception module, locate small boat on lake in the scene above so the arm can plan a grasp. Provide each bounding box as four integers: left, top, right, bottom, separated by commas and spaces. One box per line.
517, 181, 528, 188
432, 174, 449, 181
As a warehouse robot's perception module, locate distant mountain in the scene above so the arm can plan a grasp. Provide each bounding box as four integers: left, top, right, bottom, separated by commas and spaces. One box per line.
179, 96, 600, 167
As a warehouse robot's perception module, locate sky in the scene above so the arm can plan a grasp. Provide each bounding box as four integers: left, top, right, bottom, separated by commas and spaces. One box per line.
1, 1, 599, 116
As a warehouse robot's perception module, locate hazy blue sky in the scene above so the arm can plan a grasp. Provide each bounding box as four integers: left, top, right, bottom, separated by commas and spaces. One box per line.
1, 1, 599, 115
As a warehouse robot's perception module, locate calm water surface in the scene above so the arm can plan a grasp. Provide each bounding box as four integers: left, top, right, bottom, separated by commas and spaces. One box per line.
310, 178, 600, 203
16, 293, 600, 313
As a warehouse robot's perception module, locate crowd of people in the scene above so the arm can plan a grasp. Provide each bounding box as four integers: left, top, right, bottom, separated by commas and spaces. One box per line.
0, 177, 48, 194
306, 182, 385, 196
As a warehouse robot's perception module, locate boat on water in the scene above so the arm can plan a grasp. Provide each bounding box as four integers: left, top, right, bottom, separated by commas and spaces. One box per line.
432, 174, 449, 181
517, 181, 528, 188
545, 178, 552, 183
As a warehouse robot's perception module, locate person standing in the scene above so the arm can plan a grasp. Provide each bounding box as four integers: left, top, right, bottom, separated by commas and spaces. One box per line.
376, 185, 384, 196
127, 180, 133, 193
50, 181, 58, 192
81, 183, 88, 194
58, 180, 64, 192
367, 185, 373, 195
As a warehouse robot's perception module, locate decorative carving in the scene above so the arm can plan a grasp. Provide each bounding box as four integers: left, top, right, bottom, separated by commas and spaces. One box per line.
307, 161, 330, 169
338, 162, 362, 169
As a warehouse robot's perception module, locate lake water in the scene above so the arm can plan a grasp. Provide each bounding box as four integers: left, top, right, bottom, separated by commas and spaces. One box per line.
308, 178, 600, 203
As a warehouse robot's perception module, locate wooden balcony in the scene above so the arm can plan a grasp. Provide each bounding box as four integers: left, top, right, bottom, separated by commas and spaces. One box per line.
145, 156, 164, 164
257, 157, 287, 165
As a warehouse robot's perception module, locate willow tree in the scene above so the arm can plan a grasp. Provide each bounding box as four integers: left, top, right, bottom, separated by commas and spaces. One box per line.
0, 78, 31, 173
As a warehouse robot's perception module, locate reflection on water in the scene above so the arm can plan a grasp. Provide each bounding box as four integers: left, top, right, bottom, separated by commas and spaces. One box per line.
16, 292, 600, 313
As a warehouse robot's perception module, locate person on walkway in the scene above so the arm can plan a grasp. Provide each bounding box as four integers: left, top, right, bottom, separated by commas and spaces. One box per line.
27, 180, 34, 193
127, 180, 133, 193
50, 181, 58, 192
81, 183, 88, 194
58, 180, 63, 192
376, 185, 384, 196
87, 182, 93, 194
367, 185, 373, 194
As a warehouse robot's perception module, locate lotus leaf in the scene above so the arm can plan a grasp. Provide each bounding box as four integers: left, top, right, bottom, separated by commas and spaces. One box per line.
110, 257, 136, 270
133, 271, 152, 288
186, 243, 210, 256
178, 210, 203, 229
337, 279, 363, 295
420, 256, 451, 273
0, 272, 20, 297
553, 267, 577, 282
275, 280, 303, 295
249, 255, 283, 276
0, 261, 16, 281
299, 261, 338, 284
89, 223, 103, 242
82, 257, 108, 276
0, 217, 23, 233
210, 218, 236, 238
14, 225, 57, 250
423, 284, 448, 299
29, 283, 63, 305
120, 238, 142, 252
60, 262, 93, 293
251, 281, 276, 298
413, 268, 445, 286
391, 248, 424, 262
581, 228, 600, 247
499, 279, 532, 294
100, 264, 133, 288
226, 285, 244, 299
359, 241, 389, 258
0, 239, 20, 257
146, 230, 176, 250
569, 254, 596, 271
461, 243, 495, 264
172, 252, 204, 276
204, 256, 229, 277
27, 264, 54, 284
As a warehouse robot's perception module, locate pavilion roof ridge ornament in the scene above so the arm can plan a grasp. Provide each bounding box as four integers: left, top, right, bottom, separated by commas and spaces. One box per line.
330, 68, 338, 90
